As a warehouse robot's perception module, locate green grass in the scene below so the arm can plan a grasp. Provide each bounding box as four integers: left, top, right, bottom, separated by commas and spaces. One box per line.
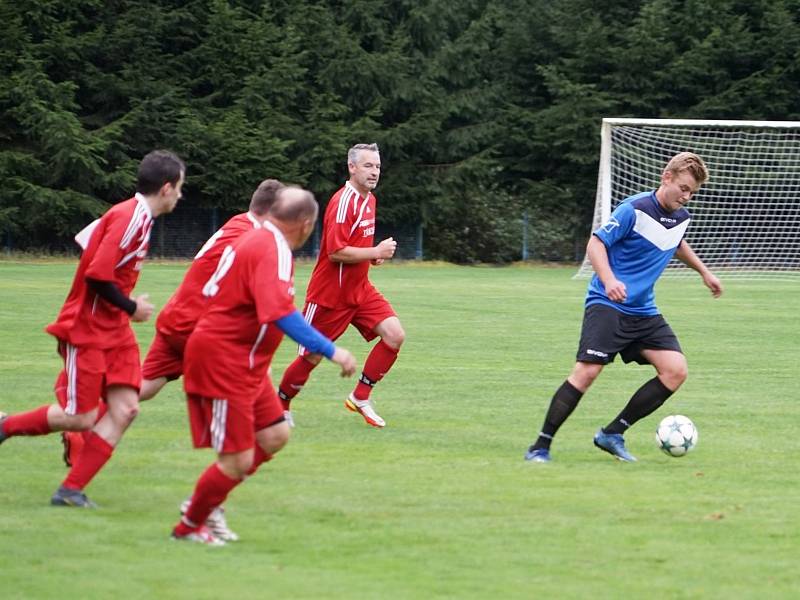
0, 259, 798, 599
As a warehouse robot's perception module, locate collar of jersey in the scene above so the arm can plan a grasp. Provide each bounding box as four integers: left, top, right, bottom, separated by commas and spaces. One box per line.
134, 192, 154, 219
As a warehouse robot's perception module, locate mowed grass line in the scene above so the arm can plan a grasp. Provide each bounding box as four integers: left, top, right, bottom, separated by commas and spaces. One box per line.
0, 260, 798, 599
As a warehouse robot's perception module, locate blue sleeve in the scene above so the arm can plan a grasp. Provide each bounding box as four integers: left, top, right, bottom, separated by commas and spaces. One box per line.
593, 202, 635, 248
275, 311, 336, 359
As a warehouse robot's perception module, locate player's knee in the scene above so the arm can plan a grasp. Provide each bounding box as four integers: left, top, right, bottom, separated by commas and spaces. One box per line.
115, 402, 140, 426
660, 360, 688, 390
383, 325, 405, 349
261, 422, 291, 454
570, 362, 603, 391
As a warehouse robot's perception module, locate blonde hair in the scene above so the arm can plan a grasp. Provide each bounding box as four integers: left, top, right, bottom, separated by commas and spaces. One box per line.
665, 152, 709, 185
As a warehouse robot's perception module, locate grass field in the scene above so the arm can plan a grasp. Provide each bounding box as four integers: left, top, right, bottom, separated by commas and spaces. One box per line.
0, 260, 798, 599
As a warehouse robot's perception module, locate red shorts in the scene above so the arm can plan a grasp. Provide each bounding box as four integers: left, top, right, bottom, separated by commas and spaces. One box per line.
300, 287, 396, 355
142, 329, 187, 381
54, 341, 141, 415
186, 378, 284, 453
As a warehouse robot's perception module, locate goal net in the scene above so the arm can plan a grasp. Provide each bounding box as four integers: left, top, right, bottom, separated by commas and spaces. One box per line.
575, 118, 800, 279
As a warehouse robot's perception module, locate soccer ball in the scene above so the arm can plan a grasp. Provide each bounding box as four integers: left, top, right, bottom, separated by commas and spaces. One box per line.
655, 415, 698, 457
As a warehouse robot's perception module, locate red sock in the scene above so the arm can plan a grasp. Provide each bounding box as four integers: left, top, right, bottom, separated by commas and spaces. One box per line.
175, 464, 241, 535
353, 340, 399, 400
278, 357, 317, 409
245, 446, 273, 476
2, 405, 52, 437
62, 431, 114, 490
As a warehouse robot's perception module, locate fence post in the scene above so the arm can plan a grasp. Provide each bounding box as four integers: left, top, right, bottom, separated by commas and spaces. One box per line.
522, 210, 529, 260
415, 223, 423, 260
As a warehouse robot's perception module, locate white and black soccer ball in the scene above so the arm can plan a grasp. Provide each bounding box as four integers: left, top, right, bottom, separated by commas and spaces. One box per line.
655, 415, 698, 457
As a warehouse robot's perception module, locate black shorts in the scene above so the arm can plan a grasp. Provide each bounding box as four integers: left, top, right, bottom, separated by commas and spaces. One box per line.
576, 304, 682, 365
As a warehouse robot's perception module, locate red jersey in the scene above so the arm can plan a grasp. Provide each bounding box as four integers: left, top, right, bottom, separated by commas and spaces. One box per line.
46, 195, 153, 349
183, 223, 297, 399
156, 212, 262, 338
305, 182, 377, 308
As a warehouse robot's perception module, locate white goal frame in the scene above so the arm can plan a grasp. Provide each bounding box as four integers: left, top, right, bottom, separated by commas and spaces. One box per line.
575, 118, 800, 279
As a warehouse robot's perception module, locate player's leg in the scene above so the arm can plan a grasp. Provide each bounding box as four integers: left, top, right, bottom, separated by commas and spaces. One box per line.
602, 349, 686, 436
54, 344, 142, 505
249, 379, 290, 476
139, 330, 186, 402
277, 302, 350, 420
601, 316, 686, 436
346, 291, 402, 427
173, 395, 255, 544
140, 377, 168, 401
1, 343, 101, 445
188, 382, 289, 542
525, 361, 604, 462
173, 449, 251, 546
526, 305, 617, 462
593, 316, 684, 463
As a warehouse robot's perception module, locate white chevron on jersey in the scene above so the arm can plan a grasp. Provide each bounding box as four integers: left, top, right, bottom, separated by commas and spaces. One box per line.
633, 210, 690, 251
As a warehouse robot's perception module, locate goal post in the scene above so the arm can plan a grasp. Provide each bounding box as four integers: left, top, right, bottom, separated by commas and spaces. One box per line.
575, 118, 800, 279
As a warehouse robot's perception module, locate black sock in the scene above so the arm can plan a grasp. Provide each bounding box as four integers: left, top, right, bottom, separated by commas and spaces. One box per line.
603, 377, 674, 435
531, 380, 584, 450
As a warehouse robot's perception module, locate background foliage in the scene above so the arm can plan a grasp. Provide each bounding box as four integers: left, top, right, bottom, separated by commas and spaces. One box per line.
1, 0, 798, 261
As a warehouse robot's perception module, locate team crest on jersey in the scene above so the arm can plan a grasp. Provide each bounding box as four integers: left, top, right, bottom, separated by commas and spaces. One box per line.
601, 217, 620, 233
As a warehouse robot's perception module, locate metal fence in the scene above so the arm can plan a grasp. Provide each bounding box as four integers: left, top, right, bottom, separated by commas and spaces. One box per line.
149, 204, 423, 260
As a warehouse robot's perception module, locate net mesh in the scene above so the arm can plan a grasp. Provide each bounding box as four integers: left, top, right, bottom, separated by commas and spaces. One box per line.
576, 120, 800, 279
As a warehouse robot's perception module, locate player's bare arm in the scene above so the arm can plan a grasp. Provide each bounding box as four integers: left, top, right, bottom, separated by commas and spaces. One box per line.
329, 237, 396, 264
586, 236, 626, 302
675, 240, 723, 297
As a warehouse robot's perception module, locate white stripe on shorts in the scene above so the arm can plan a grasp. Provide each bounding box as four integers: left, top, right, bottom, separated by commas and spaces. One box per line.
297, 303, 318, 355
210, 399, 228, 453
65, 343, 78, 415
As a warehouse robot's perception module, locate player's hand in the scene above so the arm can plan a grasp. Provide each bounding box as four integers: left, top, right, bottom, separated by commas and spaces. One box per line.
131, 294, 155, 322
371, 258, 385, 266
331, 347, 357, 377
703, 272, 723, 298
603, 278, 627, 303
374, 237, 397, 260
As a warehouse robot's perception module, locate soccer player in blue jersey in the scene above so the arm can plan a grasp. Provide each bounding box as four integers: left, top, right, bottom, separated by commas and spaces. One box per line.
525, 152, 723, 463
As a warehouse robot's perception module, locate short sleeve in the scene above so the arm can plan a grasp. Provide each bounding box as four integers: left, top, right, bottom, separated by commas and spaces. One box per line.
593, 202, 635, 248
325, 197, 356, 253
85, 212, 127, 282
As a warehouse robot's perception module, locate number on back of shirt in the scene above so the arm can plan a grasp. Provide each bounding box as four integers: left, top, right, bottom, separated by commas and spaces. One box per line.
202, 245, 235, 297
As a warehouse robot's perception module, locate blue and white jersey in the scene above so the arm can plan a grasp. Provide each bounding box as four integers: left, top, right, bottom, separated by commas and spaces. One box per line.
586, 191, 690, 316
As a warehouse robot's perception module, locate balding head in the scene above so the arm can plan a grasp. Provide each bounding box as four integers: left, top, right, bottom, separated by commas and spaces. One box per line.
249, 178, 285, 216
267, 186, 319, 249
269, 186, 318, 223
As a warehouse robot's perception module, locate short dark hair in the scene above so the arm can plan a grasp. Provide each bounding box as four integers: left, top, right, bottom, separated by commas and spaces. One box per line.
249, 179, 284, 216
269, 186, 318, 223
136, 150, 185, 195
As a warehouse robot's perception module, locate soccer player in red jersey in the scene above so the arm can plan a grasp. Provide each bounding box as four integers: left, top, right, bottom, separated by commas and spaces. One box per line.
0, 150, 185, 507
171, 186, 356, 545
277, 143, 405, 428
140, 178, 285, 401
